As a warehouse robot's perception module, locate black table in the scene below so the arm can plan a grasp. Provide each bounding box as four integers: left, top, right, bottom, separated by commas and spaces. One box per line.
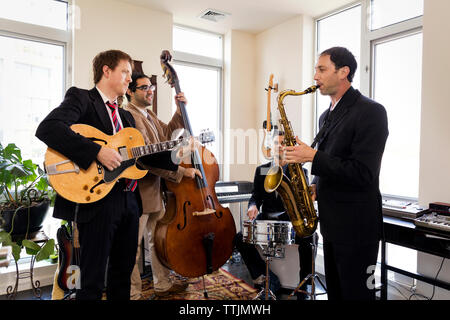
381, 215, 450, 300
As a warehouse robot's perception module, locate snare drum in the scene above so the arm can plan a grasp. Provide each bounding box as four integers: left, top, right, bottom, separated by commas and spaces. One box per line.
243, 220, 295, 246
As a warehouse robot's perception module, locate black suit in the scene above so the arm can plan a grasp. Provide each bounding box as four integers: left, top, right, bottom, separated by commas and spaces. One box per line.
36, 87, 141, 300
235, 162, 314, 296
312, 87, 388, 300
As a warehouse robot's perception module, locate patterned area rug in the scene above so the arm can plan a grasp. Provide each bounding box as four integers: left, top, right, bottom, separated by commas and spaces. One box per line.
141, 268, 258, 300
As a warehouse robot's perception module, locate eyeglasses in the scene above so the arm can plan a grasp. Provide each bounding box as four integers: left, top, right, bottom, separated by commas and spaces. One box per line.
135, 85, 155, 92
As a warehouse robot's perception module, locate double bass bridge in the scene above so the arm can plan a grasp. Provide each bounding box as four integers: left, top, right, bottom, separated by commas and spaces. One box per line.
192, 208, 216, 216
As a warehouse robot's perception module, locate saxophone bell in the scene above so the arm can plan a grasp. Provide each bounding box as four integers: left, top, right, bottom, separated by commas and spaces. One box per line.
264, 165, 284, 193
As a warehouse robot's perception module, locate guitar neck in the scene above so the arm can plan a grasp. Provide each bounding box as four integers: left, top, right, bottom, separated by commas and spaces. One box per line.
131, 138, 181, 159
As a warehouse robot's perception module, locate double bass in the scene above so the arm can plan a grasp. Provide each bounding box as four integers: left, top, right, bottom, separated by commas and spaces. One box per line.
154, 50, 236, 278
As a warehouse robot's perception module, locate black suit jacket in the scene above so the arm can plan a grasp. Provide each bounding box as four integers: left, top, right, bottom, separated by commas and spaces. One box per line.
311, 87, 388, 245
248, 163, 285, 214
249, 163, 309, 216
36, 87, 142, 223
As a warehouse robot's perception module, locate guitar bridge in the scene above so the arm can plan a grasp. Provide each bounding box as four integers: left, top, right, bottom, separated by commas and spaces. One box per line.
45, 160, 80, 175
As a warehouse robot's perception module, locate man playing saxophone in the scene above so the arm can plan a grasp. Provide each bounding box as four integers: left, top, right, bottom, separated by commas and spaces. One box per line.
282, 47, 388, 300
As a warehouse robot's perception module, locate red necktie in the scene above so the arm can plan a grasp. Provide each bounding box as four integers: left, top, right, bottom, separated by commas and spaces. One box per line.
106, 101, 137, 192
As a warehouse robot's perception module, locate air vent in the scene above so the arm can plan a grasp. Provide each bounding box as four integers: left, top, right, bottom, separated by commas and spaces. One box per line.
198, 9, 230, 22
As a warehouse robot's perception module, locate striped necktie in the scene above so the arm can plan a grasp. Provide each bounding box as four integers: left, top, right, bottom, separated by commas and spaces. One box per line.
106, 101, 137, 192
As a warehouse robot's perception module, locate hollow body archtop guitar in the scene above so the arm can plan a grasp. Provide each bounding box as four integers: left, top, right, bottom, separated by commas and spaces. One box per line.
44, 123, 214, 204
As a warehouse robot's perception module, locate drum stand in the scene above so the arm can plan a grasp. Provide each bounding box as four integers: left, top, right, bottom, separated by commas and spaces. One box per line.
253, 245, 285, 301
288, 233, 327, 300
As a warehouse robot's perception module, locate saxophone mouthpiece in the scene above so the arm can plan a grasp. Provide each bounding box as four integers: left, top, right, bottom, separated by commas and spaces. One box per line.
304, 85, 320, 94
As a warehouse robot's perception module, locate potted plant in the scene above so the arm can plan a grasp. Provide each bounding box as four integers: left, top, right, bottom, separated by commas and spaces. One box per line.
0, 142, 56, 262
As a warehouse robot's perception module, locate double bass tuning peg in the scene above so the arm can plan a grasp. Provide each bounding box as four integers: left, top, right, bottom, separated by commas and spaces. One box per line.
265, 83, 279, 92
273, 83, 279, 92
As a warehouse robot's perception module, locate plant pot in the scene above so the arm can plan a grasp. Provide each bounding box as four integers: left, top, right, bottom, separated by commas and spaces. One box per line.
1, 200, 50, 236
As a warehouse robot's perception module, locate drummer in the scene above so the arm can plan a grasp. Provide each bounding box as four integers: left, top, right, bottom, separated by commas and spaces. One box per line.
234, 133, 315, 300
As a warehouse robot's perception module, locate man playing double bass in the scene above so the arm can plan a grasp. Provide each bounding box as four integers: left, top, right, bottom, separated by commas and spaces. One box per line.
126, 72, 201, 299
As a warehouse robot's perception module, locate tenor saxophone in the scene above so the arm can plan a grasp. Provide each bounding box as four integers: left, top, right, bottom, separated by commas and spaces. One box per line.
264, 85, 320, 238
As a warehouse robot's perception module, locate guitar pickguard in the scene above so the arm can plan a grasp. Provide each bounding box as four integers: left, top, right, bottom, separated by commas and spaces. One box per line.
103, 159, 137, 183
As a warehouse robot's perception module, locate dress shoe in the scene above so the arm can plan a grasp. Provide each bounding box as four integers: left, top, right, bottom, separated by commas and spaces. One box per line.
154, 280, 189, 297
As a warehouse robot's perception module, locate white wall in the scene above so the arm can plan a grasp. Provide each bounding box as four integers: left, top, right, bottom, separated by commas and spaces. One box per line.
416, 0, 450, 300
419, 0, 450, 206
223, 15, 315, 186
222, 16, 316, 233
255, 16, 315, 175
256, 16, 305, 144
223, 30, 257, 183
73, 0, 174, 122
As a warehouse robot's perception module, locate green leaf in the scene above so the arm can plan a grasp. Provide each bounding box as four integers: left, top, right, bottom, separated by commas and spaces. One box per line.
0, 231, 12, 245
36, 239, 55, 262
35, 177, 49, 191
4, 144, 22, 162
6, 163, 29, 178
11, 243, 21, 261
22, 239, 41, 256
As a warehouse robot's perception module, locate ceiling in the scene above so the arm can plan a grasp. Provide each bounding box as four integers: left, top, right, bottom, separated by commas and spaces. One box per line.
118, 0, 356, 34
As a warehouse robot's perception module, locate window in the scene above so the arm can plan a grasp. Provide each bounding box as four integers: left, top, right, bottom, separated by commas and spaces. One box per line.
173, 26, 222, 60
370, 0, 424, 31
0, 0, 68, 31
0, 0, 70, 254
0, 36, 65, 168
316, 5, 361, 124
171, 62, 221, 160
373, 32, 423, 198
172, 26, 223, 172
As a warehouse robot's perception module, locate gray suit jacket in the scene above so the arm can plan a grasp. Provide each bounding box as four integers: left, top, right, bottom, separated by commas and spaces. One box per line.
125, 102, 185, 213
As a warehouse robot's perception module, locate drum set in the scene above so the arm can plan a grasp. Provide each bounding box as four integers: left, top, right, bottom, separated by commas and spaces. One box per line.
243, 219, 324, 300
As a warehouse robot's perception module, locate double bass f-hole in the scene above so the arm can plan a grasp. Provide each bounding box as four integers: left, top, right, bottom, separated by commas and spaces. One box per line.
178, 195, 221, 230
178, 201, 191, 231
205, 195, 223, 219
